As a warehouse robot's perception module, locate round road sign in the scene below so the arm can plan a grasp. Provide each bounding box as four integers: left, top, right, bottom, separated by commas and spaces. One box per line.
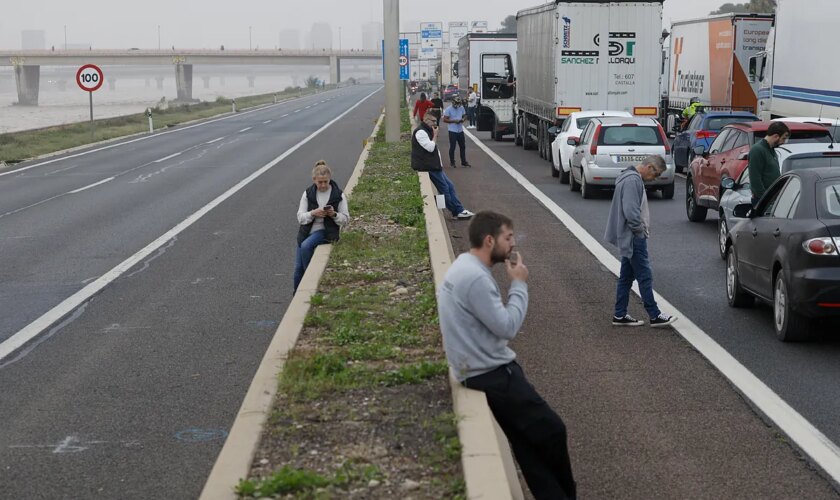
399, 55, 408, 67
76, 64, 104, 92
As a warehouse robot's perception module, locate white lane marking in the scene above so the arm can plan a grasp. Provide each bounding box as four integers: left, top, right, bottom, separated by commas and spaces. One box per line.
0, 86, 382, 364
262, 120, 272, 124
238, 127, 252, 133
463, 128, 840, 484
311, 103, 319, 107
68, 177, 114, 194
154, 152, 182, 163
0, 86, 362, 178
205, 137, 225, 144
281, 114, 290, 118
293, 109, 301, 113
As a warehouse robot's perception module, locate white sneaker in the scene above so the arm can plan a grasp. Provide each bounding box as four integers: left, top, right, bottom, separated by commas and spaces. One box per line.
456, 209, 475, 219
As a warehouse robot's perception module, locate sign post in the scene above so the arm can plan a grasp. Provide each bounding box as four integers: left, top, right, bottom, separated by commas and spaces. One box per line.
76, 64, 104, 139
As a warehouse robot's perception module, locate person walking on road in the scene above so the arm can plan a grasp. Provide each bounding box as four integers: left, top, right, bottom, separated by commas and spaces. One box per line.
466, 89, 478, 129
412, 92, 434, 122
605, 156, 677, 328
293, 160, 349, 293
429, 92, 444, 126
411, 113, 475, 220
748, 121, 790, 204
438, 211, 576, 500
443, 97, 471, 168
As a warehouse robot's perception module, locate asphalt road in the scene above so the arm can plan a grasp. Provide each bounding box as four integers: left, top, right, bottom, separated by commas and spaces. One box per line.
468, 127, 840, 464
0, 84, 384, 499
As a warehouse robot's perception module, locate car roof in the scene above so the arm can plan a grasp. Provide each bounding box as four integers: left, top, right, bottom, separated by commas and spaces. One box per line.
773, 117, 840, 126
723, 120, 830, 132
569, 110, 632, 119
777, 144, 840, 163
699, 111, 758, 118
591, 116, 659, 126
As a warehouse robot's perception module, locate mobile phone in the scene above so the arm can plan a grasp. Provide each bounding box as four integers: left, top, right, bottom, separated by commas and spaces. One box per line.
324, 205, 333, 211
509, 251, 520, 265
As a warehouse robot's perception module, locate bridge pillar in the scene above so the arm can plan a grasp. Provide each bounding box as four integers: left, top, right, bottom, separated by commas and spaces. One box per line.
247, 76, 255, 88
14, 65, 40, 106
108, 78, 116, 91
175, 63, 197, 103
202, 76, 211, 89
156, 77, 164, 90
329, 56, 341, 84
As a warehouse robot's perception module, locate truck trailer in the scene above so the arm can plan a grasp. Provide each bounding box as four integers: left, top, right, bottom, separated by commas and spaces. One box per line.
514, 0, 665, 162
665, 13, 773, 130
457, 33, 518, 140
751, 0, 840, 120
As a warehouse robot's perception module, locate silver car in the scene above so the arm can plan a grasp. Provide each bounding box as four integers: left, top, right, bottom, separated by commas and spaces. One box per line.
718, 143, 840, 259
569, 117, 675, 199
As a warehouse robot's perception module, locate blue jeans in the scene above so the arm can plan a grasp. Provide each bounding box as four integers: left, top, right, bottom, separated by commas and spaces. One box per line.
293, 230, 327, 293
615, 237, 661, 319
448, 131, 467, 165
427, 170, 465, 216
467, 106, 476, 126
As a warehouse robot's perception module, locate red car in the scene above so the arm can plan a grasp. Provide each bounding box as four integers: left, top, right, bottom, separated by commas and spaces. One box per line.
685, 121, 832, 222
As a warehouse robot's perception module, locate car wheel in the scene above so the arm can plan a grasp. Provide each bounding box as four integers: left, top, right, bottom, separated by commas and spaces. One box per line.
570, 164, 581, 192
581, 170, 595, 199
661, 182, 675, 200
560, 160, 570, 184
726, 250, 753, 308
774, 271, 811, 342
685, 175, 708, 222
718, 215, 728, 260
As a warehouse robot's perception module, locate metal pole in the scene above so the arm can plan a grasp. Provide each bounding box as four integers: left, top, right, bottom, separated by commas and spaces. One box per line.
158, 25, 161, 50
64, 25, 67, 50
89, 92, 94, 139
384, 0, 400, 142
249, 26, 252, 51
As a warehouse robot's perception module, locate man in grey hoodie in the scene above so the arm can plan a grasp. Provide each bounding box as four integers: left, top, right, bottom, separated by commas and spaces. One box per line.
605, 156, 677, 328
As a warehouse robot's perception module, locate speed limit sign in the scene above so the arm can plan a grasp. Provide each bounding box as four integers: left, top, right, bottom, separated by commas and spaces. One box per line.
76, 64, 104, 92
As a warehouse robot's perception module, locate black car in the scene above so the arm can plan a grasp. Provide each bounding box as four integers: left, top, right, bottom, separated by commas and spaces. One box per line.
724, 168, 840, 341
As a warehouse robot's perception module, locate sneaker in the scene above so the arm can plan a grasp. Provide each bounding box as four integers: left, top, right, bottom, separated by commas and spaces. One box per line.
456, 209, 475, 219
612, 315, 644, 327
450, 163, 457, 169
650, 314, 677, 328
461, 162, 471, 168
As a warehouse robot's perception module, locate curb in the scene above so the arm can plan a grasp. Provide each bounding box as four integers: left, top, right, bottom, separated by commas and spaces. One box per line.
198, 109, 384, 500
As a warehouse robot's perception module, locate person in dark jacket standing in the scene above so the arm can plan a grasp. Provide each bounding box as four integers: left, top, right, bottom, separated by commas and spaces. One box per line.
412, 113, 474, 219
605, 156, 677, 328
294, 160, 349, 293
429, 92, 444, 126
748, 121, 790, 203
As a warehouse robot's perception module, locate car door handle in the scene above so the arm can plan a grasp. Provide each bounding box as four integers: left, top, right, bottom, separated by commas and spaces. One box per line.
773, 228, 781, 238
721, 159, 726, 163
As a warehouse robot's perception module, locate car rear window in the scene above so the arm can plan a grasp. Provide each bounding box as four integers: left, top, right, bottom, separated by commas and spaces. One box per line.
784, 156, 840, 172
599, 126, 663, 146
819, 182, 840, 218
705, 116, 759, 130
576, 117, 594, 130
753, 130, 832, 144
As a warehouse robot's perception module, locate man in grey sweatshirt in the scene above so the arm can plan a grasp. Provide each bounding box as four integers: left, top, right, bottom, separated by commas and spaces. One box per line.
604, 156, 676, 328
438, 211, 576, 500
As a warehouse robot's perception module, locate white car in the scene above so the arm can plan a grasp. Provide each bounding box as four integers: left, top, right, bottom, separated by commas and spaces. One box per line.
772, 117, 840, 142
550, 110, 631, 184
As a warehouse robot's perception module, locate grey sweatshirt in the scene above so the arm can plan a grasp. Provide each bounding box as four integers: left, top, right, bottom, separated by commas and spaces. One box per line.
605, 167, 650, 259
437, 253, 528, 382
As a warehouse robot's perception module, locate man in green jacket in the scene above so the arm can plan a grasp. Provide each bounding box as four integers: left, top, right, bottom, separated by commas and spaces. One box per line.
748, 121, 790, 204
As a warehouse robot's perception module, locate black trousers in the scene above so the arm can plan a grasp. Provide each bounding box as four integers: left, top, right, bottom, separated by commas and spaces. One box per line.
449, 131, 467, 165
464, 361, 576, 500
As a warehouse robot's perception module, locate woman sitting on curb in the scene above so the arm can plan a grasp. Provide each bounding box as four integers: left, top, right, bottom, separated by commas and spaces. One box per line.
293, 160, 349, 293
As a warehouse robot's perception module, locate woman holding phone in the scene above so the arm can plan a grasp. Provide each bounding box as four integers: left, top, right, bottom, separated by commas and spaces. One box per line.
294, 160, 350, 293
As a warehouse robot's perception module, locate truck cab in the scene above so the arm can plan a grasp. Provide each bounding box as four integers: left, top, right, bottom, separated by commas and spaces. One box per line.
457, 33, 517, 141
750, 27, 774, 120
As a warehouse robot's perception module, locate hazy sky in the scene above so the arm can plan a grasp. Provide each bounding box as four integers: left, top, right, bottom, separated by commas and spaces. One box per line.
2, 0, 730, 50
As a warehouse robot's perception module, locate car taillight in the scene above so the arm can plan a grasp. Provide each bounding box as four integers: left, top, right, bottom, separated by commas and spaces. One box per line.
803, 237, 840, 255
695, 130, 718, 139
657, 125, 671, 154
590, 125, 601, 156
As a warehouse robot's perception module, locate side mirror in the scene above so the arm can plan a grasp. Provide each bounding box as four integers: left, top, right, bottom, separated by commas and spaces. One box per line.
721, 177, 736, 190
693, 145, 706, 156
567, 137, 580, 146
548, 126, 560, 135
738, 152, 749, 161
733, 203, 753, 219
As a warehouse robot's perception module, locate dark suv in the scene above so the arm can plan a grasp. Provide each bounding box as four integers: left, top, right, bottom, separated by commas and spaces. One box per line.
685, 121, 832, 222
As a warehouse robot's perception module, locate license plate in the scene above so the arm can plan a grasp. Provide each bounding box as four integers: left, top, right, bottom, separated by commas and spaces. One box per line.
614, 155, 647, 163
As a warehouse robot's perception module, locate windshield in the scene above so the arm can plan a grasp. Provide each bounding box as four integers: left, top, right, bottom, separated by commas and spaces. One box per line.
599, 126, 663, 146
819, 182, 840, 218
783, 156, 840, 173
753, 130, 832, 144
705, 116, 759, 130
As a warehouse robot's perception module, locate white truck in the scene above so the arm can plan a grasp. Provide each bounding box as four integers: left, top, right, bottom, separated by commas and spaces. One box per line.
751, 0, 840, 120
514, 0, 665, 161
665, 13, 773, 130
457, 33, 518, 140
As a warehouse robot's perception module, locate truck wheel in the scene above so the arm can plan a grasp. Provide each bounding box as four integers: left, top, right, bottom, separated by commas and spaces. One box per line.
523, 116, 536, 150
514, 116, 523, 146
661, 182, 675, 200
685, 175, 707, 222
560, 160, 570, 184
493, 115, 503, 142
537, 123, 545, 158
545, 127, 554, 164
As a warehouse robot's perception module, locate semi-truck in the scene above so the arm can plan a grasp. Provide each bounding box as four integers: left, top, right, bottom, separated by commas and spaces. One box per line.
457, 33, 518, 140
514, 0, 665, 161
665, 13, 773, 130
751, 0, 840, 120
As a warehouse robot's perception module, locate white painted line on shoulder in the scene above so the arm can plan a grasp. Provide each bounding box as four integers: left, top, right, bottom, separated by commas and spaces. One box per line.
293, 109, 301, 113
68, 177, 115, 194
205, 137, 225, 144
304, 106, 311, 109
463, 128, 840, 484
281, 114, 290, 118
154, 152, 182, 163
0, 86, 382, 365
263, 120, 272, 124
238, 127, 252, 133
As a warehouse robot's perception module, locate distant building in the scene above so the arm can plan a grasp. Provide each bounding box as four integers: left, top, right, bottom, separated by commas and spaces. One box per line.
362, 22, 383, 50
278, 29, 300, 50
21, 30, 46, 50
308, 23, 333, 50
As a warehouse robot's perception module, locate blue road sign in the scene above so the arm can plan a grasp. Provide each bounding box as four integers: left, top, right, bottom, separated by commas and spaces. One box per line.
399, 38, 410, 81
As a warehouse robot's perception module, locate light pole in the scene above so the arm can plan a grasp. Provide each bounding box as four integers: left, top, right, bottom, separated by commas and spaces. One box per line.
384, 0, 400, 142
339, 26, 342, 52
249, 26, 252, 51
64, 25, 67, 50
157, 25, 161, 50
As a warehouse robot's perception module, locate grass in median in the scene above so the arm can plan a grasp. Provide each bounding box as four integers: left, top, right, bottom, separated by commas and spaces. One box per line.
238, 109, 464, 499
0, 85, 334, 164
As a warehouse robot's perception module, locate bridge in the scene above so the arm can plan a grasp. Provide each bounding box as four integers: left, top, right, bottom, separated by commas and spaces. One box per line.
0, 49, 382, 105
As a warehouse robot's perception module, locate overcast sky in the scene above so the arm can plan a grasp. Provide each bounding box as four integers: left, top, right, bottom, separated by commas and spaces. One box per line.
2, 0, 729, 50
